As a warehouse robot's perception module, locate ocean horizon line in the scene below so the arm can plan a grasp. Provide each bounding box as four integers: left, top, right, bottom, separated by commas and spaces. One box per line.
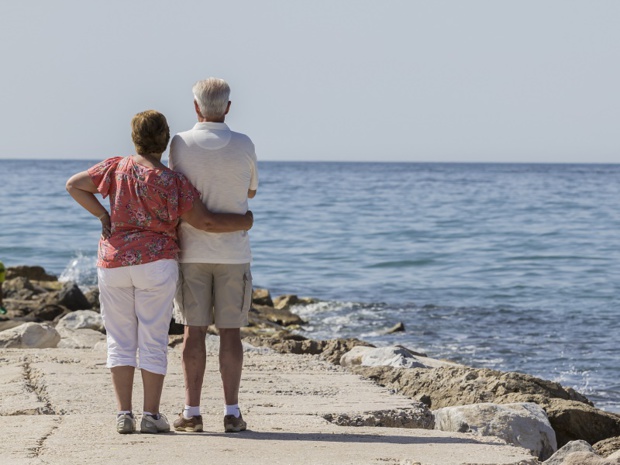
1, 157, 619, 166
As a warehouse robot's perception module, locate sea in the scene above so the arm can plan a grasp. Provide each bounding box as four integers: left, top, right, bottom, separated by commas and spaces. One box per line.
1, 160, 619, 413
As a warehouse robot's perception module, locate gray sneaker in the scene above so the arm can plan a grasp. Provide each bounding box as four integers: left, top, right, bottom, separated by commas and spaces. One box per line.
140, 413, 170, 434
116, 413, 136, 434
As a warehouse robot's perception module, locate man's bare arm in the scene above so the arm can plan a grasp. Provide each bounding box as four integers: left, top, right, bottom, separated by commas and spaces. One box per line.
248, 189, 257, 199
181, 198, 253, 232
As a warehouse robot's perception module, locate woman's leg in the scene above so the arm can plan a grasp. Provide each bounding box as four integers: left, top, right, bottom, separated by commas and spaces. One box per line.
141, 369, 165, 414
111, 366, 136, 412
98, 266, 139, 412
131, 259, 178, 414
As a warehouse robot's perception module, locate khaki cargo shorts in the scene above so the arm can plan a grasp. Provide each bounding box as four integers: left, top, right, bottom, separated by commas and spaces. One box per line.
173, 263, 252, 328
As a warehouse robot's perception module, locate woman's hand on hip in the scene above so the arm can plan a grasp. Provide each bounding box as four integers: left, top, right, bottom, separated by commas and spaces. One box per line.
100, 212, 111, 239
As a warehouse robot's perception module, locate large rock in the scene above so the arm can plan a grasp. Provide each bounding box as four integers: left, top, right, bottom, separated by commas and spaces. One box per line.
202, 334, 273, 355
272, 294, 316, 310
319, 338, 374, 365
0, 298, 41, 318
57, 328, 106, 349
340, 345, 459, 369
6, 265, 57, 281
543, 398, 620, 449
252, 288, 273, 307
168, 318, 185, 335
595, 437, 620, 458
32, 280, 64, 292
350, 365, 589, 409
244, 334, 325, 355
83, 287, 100, 311
273, 294, 300, 310
544, 440, 596, 465
0, 317, 33, 332
383, 322, 406, 334
56, 310, 104, 333
545, 450, 620, 464
242, 336, 375, 365
55, 282, 91, 311
351, 365, 619, 447
2, 277, 39, 300
434, 402, 557, 460
29, 304, 70, 322
250, 304, 305, 326
324, 404, 434, 430
0, 322, 60, 348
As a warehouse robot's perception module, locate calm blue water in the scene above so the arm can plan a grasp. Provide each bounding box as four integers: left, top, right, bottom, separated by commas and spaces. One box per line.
1, 160, 619, 412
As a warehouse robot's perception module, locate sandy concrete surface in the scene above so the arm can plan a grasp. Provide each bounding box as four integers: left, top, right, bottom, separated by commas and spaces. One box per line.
0, 342, 539, 465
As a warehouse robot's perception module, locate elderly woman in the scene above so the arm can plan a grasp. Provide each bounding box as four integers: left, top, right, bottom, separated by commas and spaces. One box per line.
66, 110, 253, 435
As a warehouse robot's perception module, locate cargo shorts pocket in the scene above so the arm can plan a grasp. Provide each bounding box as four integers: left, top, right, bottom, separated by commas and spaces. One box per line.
241, 267, 253, 313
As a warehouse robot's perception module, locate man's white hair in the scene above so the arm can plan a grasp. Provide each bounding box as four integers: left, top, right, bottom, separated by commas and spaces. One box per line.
192, 77, 231, 120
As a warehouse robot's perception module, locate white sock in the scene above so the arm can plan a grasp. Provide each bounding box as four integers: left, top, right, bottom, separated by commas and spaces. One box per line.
225, 404, 240, 418
183, 405, 200, 419
117, 410, 132, 417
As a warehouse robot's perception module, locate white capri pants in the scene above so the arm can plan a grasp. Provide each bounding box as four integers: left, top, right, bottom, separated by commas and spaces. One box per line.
97, 259, 178, 375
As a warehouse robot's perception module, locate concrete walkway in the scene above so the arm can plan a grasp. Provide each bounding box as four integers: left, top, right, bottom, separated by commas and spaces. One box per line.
0, 342, 538, 465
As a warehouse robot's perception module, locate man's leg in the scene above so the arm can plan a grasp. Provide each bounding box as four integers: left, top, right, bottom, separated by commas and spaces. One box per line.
182, 325, 209, 407
213, 263, 251, 432
173, 263, 214, 431
173, 325, 208, 431
219, 328, 243, 405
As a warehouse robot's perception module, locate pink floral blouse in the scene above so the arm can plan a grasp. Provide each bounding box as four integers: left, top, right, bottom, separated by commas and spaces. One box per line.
88, 156, 199, 268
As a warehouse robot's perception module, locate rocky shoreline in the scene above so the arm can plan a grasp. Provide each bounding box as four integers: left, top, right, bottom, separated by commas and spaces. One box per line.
2, 264, 620, 464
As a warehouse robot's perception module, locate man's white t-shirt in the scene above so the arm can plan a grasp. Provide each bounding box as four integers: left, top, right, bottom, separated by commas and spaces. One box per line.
169, 122, 258, 264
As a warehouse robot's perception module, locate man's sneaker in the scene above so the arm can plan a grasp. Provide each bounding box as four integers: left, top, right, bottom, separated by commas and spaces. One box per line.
173, 413, 203, 432
224, 413, 247, 433
116, 413, 136, 434
140, 413, 170, 434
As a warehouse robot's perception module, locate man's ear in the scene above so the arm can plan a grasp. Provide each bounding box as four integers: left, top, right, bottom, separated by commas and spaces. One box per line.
194, 100, 203, 117
225, 101, 231, 115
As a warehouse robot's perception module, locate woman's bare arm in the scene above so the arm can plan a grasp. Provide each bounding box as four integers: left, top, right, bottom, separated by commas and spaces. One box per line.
66, 171, 111, 238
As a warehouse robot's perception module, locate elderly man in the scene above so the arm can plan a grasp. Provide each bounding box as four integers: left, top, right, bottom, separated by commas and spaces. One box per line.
170, 78, 258, 433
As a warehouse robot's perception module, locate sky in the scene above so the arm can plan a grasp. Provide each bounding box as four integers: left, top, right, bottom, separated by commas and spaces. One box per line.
0, 0, 618, 163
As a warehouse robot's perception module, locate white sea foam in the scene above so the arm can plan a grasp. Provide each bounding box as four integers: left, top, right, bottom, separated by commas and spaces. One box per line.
59, 252, 97, 288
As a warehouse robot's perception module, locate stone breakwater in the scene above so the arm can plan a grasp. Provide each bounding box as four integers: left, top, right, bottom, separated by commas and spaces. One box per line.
2, 265, 620, 464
